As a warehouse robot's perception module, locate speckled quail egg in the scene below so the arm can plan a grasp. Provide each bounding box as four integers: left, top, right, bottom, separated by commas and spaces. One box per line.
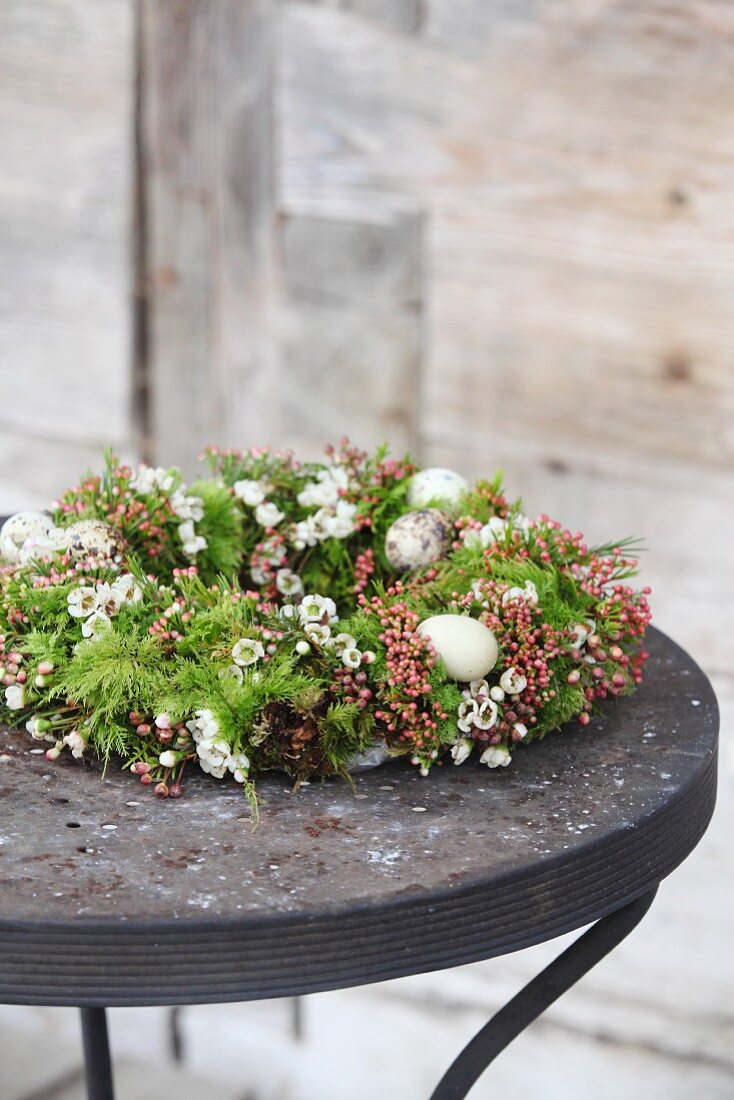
384, 509, 452, 572
0, 511, 56, 564
66, 519, 123, 563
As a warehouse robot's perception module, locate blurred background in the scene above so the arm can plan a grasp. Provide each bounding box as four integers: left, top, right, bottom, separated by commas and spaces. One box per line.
0, 1, 732, 1097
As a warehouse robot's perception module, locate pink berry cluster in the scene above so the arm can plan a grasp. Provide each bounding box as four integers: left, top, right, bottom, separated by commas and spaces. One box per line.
55, 465, 174, 560
360, 583, 449, 758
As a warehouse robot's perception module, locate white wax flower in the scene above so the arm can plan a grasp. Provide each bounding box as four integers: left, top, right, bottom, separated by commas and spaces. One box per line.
275, 568, 303, 596
112, 573, 143, 604
479, 745, 512, 768
231, 638, 265, 667
81, 610, 112, 639
4, 684, 26, 710
499, 667, 528, 695
255, 501, 285, 528
63, 730, 86, 759
341, 648, 362, 669
67, 586, 100, 619
451, 738, 473, 765
234, 479, 266, 507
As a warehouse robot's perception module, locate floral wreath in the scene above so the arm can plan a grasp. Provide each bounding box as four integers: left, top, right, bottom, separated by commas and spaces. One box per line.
0, 441, 651, 818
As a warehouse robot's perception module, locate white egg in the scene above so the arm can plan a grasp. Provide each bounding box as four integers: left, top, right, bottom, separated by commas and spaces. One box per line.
407, 467, 469, 513
385, 509, 452, 572
417, 614, 499, 682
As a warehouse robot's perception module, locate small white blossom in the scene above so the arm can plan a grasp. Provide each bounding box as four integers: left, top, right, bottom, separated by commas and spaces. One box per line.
158, 750, 179, 768
569, 620, 596, 652
469, 579, 489, 608
63, 730, 86, 759
457, 698, 479, 734
295, 640, 311, 656
94, 582, 122, 617
197, 736, 230, 778
513, 722, 528, 739
474, 698, 499, 730
479, 745, 512, 768
490, 685, 505, 703
499, 667, 528, 695
178, 521, 208, 558
299, 594, 337, 622
260, 536, 288, 566
67, 586, 99, 619
234, 479, 266, 507
479, 516, 509, 545
289, 520, 317, 550
170, 490, 204, 522
81, 610, 112, 639
279, 603, 299, 622
304, 622, 331, 646
232, 638, 265, 667
502, 580, 539, 607
328, 499, 357, 539
309, 508, 335, 541
112, 573, 143, 604
297, 467, 349, 509
186, 709, 219, 742
255, 501, 285, 528
130, 465, 177, 495
341, 647, 362, 669
275, 568, 303, 596
451, 738, 473, 765
228, 750, 250, 784
332, 632, 357, 655
250, 562, 271, 585
5, 684, 26, 710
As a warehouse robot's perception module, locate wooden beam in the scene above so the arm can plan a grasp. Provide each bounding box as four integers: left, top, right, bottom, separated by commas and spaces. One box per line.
138, 0, 279, 473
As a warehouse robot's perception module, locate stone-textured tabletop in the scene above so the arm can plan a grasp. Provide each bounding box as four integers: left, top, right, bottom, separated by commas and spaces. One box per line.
0, 626, 718, 1006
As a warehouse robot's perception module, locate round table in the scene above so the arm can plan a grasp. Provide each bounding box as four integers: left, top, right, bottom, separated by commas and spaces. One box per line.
0, 627, 718, 1099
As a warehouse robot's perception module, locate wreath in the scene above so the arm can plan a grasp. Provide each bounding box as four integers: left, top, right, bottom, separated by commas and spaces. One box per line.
0, 441, 651, 818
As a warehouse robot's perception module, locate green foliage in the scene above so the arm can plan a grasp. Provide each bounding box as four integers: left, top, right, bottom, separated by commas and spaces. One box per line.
191, 479, 245, 580
320, 701, 375, 769
58, 630, 166, 725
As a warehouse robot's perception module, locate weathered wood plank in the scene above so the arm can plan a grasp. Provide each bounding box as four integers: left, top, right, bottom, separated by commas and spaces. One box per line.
281, 206, 423, 455
139, 0, 279, 474
0, 430, 133, 514
0, 0, 133, 447
281, 1, 734, 473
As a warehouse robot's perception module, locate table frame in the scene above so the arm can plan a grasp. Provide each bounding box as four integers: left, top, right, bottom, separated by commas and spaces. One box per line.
78, 886, 657, 1100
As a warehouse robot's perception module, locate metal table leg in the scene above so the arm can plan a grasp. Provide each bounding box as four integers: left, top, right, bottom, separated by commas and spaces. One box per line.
430, 887, 658, 1100
80, 1006, 115, 1100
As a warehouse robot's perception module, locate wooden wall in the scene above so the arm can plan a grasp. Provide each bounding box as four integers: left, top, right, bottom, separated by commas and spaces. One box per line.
0, 1, 731, 1094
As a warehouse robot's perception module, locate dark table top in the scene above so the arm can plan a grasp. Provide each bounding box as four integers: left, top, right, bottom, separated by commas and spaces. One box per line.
0, 626, 718, 1006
